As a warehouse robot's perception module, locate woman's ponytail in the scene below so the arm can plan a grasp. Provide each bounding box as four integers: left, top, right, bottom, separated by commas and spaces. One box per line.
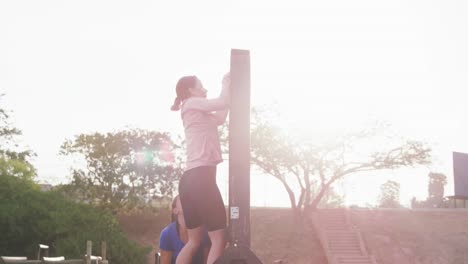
171, 75, 197, 111
170, 97, 181, 111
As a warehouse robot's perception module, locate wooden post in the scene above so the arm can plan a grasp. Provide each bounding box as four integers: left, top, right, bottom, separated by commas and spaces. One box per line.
214, 49, 263, 264
101, 241, 108, 264
37, 244, 49, 260
229, 48, 251, 247
86, 241, 92, 264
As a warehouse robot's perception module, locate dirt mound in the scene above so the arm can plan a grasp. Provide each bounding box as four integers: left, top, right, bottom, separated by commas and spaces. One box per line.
118, 208, 326, 264
350, 209, 468, 264
118, 208, 468, 264
250, 208, 326, 264
118, 211, 171, 264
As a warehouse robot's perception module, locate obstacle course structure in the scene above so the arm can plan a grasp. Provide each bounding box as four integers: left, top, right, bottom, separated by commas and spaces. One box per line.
214, 49, 262, 264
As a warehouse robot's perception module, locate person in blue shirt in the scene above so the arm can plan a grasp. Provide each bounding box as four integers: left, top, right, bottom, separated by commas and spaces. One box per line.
159, 195, 211, 264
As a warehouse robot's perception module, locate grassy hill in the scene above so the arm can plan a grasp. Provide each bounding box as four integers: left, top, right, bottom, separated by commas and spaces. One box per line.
118, 207, 468, 264
118, 207, 325, 264
351, 209, 468, 264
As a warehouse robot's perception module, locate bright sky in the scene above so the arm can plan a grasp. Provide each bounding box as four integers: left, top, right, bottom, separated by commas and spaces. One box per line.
1, 0, 468, 207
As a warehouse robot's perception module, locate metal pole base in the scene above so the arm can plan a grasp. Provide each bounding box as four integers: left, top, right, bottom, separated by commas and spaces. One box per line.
214, 245, 263, 264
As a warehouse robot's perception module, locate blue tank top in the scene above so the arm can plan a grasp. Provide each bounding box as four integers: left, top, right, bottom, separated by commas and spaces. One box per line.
159, 222, 211, 264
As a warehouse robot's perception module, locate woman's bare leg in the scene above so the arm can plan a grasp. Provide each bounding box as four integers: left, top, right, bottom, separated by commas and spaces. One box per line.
207, 228, 226, 264
175, 226, 203, 264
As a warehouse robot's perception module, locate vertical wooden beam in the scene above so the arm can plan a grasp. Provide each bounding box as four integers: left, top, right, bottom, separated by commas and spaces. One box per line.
214, 48, 262, 264
229, 48, 251, 247
101, 241, 108, 264
37, 244, 49, 260
86, 241, 92, 264
101, 241, 107, 260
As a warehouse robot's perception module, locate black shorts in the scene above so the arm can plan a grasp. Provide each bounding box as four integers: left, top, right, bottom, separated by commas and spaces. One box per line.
178, 166, 227, 231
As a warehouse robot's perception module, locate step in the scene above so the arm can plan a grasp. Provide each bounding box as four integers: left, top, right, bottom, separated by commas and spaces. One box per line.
330, 249, 362, 253
330, 250, 363, 255
314, 210, 377, 264
329, 243, 360, 247
335, 255, 375, 264
329, 246, 361, 251
328, 237, 359, 241
329, 243, 362, 248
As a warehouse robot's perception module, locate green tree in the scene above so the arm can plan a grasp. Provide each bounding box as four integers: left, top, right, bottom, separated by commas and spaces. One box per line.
411, 173, 448, 208
0, 99, 36, 180
0, 173, 149, 264
378, 180, 401, 208
60, 129, 183, 213
426, 172, 447, 208
250, 109, 431, 215
313, 185, 344, 208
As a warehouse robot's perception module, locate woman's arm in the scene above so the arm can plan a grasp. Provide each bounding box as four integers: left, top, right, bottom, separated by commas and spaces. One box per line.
208, 73, 230, 125
159, 249, 172, 264
210, 108, 229, 126
184, 73, 230, 114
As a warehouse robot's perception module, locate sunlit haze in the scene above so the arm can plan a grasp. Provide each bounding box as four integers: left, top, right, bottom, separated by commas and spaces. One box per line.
1, 0, 468, 207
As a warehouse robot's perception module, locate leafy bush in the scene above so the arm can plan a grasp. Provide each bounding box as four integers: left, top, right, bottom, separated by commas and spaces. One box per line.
0, 173, 150, 264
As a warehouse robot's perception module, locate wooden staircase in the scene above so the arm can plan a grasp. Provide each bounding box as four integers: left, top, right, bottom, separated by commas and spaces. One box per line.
310, 209, 377, 264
